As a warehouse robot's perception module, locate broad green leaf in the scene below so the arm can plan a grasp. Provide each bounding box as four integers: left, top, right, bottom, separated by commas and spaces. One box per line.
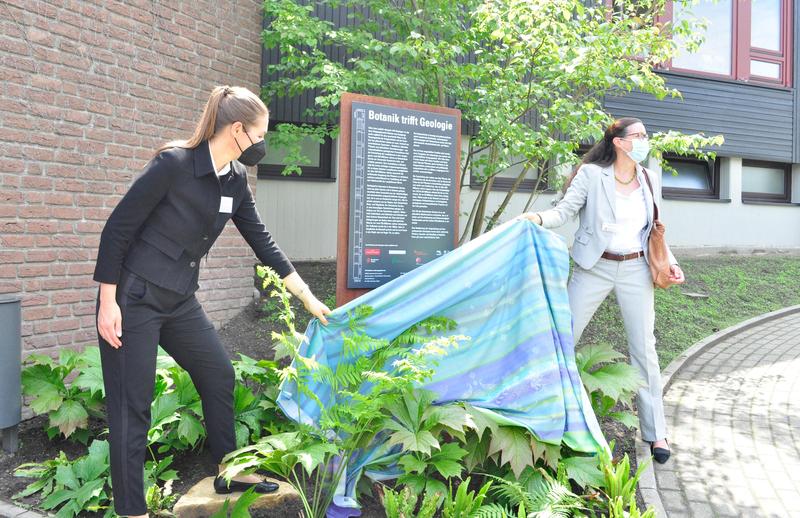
230, 486, 260, 518
576, 343, 624, 372
581, 363, 643, 401
609, 411, 639, 429
50, 400, 89, 438
398, 454, 427, 475
177, 412, 204, 446
295, 443, 338, 475
488, 427, 534, 478
531, 438, 561, 470
431, 405, 476, 435
234, 384, 257, 413
73, 367, 105, 397
385, 422, 439, 455
463, 404, 500, 440
22, 365, 64, 413
150, 392, 181, 424
562, 456, 604, 488
54, 465, 79, 491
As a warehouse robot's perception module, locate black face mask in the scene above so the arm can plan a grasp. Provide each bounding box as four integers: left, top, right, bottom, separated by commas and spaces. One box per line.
235, 123, 266, 166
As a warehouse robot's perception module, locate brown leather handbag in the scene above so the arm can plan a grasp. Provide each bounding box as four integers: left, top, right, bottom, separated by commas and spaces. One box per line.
641, 170, 684, 289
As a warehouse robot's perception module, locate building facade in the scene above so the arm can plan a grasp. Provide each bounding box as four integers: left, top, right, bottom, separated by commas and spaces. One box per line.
255, 0, 800, 260
1, 1, 798, 357
0, 0, 267, 356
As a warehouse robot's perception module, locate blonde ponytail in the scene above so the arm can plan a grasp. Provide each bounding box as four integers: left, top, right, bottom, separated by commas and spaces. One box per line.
154, 85, 269, 156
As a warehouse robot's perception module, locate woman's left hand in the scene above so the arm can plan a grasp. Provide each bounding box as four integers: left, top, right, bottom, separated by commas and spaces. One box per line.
304, 296, 332, 325
669, 264, 685, 283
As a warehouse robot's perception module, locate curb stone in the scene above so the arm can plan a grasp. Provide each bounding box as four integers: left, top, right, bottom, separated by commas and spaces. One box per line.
0, 500, 48, 518
636, 304, 800, 517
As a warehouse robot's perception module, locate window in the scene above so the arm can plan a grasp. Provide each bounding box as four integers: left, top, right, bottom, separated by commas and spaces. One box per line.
661, 155, 721, 200
257, 124, 334, 181
741, 160, 792, 203
469, 162, 545, 192
662, 0, 793, 87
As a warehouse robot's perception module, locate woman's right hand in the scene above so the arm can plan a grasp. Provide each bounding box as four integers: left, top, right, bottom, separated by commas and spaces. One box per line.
520, 212, 543, 225
97, 285, 123, 348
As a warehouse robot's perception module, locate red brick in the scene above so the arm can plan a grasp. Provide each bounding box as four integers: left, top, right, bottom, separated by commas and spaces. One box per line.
51, 206, 83, 219
18, 264, 51, 278
18, 205, 50, 218
51, 318, 80, 332
0, 281, 23, 294
25, 250, 59, 263
67, 263, 94, 275
0, 222, 25, 233
21, 176, 54, 190
23, 306, 56, 321
26, 221, 59, 234
44, 192, 74, 205
1, 234, 35, 247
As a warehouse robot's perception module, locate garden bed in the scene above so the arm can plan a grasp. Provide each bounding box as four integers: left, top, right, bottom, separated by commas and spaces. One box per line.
10, 254, 777, 516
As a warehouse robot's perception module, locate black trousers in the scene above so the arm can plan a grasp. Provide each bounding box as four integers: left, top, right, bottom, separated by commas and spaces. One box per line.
97, 268, 236, 516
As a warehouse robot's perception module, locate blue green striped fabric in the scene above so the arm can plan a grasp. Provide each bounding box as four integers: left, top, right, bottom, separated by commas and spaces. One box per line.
277, 219, 607, 512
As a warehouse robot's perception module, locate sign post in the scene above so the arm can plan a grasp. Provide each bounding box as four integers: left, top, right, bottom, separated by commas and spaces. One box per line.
336, 94, 461, 305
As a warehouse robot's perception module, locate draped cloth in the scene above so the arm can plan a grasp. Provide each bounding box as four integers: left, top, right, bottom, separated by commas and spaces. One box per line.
276, 219, 607, 515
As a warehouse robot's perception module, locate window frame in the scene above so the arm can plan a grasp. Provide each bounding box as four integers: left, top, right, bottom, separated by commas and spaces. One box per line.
660, 154, 721, 200
468, 161, 550, 193
658, 0, 793, 88
257, 122, 335, 182
741, 159, 792, 203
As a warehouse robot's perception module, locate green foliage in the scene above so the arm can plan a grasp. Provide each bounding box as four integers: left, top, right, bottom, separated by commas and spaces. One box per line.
13, 440, 113, 518
482, 466, 585, 518
608, 494, 656, 518
224, 267, 467, 518
232, 354, 290, 447
260, 0, 722, 240
595, 444, 650, 508
21, 348, 105, 442
14, 438, 179, 518
576, 342, 643, 429
381, 485, 440, 518
17, 344, 287, 517
210, 487, 261, 518
148, 354, 206, 454
441, 477, 492, 518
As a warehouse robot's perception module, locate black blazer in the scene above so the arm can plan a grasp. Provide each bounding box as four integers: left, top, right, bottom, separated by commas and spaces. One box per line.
93, 140, 295, 294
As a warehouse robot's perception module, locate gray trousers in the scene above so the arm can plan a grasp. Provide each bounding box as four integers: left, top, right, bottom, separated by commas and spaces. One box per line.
568, 256, 667, 442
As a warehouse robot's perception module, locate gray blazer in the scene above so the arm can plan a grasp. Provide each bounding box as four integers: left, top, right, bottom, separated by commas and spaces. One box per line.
539, 162, 677, 270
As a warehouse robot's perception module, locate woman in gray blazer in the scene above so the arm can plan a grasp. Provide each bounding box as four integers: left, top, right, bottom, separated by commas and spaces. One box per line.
523, 117, 684, 463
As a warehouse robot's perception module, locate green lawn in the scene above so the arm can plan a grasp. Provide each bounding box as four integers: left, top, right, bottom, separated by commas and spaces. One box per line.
579, 253, 800, 369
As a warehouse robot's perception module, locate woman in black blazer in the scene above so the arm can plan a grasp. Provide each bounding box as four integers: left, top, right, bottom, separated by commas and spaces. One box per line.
94, 86, 331, 518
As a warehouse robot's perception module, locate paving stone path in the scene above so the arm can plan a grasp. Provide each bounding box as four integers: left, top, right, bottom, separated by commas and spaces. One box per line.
655, 311, 800, 518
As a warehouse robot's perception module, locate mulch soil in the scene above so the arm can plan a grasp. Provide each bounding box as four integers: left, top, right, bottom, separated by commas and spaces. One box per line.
0, 261, 642, 517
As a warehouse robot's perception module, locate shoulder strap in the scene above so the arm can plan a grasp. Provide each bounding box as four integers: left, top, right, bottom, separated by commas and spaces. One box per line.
641, 167, 659, 221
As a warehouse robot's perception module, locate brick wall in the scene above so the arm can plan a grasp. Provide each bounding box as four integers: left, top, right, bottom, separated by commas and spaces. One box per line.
0, 0, 267, 356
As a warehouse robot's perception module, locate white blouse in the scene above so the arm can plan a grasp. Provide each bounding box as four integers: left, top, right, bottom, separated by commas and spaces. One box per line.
607, 186, 647, 254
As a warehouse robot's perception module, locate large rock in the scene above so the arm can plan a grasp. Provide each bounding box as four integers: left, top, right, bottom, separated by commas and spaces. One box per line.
173, 476, 303, 518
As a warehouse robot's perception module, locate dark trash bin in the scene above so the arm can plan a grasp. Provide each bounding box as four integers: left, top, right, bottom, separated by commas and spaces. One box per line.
0, 294, 22, 453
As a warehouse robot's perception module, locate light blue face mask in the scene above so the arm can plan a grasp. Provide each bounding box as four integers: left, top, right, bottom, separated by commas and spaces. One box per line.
625, 138, 650, 163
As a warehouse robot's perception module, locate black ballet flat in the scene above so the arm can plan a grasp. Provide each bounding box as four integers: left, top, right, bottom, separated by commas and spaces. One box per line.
650, 440, 671, 464
213, 475, 279, 494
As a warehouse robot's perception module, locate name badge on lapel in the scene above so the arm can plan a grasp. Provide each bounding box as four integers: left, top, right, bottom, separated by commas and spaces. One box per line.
219, 196, 233, 213
602, 222, 620, 233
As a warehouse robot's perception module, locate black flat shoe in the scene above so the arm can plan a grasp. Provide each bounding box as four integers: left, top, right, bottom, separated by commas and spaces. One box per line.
213, 475, 279, 495
650, 440, 671, 464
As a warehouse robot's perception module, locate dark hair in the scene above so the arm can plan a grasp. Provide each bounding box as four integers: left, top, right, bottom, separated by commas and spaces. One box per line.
562, 117, 643, 192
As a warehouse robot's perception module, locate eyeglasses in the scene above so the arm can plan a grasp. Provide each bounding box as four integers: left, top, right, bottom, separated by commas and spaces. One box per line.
622, 132, 648, 140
